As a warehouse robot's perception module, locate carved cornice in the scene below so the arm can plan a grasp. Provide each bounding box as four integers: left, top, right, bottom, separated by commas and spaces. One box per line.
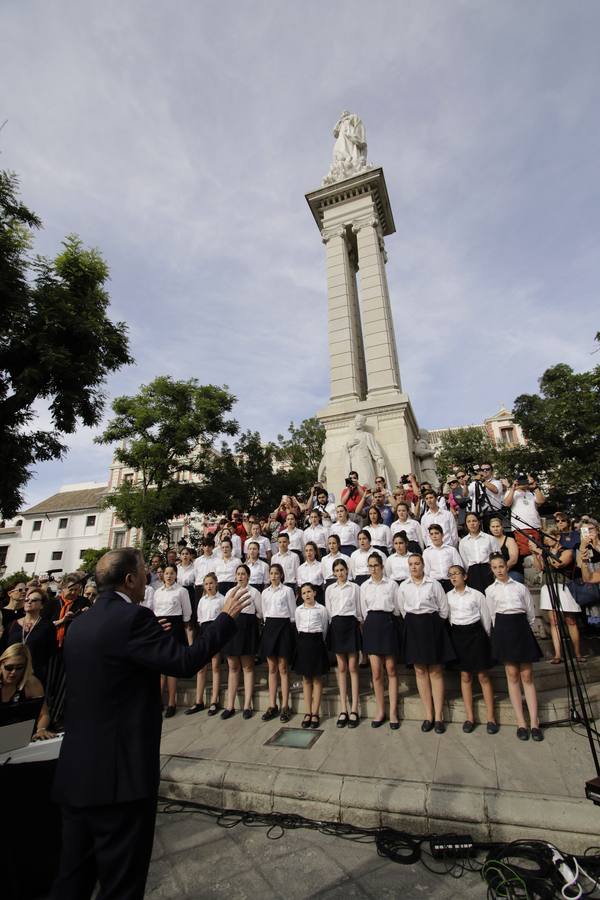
321, 225, 347, 245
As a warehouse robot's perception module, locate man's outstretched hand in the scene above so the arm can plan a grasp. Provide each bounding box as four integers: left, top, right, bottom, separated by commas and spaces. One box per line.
222, 585, 251, 619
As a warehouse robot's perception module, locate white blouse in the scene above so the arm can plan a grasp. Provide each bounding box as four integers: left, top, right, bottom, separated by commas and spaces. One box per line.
420, 509, 459, 548
360, 576, 402, 620
459, 532, 501, 567
295, 603, 329, 636
261, 584, 296, 621
244, 535, 271, 560
271, 551, 300, 583
321, 551, 353, 581
365, 523, 392, 550
214, 556, 243, 583
197, 592, 225, 625
447, 586, 491, 634
193, 554, 217, 586
390, 518, 424, 548
304, 524, 330, 550
350, 546, 384, 577
149, 584, 192, 621
279, 528, 305, 553
423, 545, 463, 581
297, 560, 324, 587
224, 584, 263, 618
177, 563, 195, 588
384, 553, 411, 582
330, 520, 361, 548
246, 559, 270, 587
325, 581, 362, 621
398, 577, 449, 618
485, 578, 536, 627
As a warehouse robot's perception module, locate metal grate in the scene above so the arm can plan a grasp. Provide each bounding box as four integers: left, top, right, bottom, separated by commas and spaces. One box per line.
264, 727, 323, 749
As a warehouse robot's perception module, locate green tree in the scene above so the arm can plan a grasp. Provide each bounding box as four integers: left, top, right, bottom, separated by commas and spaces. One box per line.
97, 376, 238, 549
512, 349, 600, 516
435, 427, 498, 485
275, 417, 325, 486
79, 547, 111, 575
0, 171, 132, 518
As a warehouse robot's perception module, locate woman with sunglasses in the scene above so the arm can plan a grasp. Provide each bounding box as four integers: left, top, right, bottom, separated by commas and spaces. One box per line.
6, 588, 56, 684
0, 581, 27, 648
0, 643, 55, 740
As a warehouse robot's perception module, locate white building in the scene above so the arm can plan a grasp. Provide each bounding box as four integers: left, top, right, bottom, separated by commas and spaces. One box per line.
0, 482, 110, 577
428, 405, 526, 453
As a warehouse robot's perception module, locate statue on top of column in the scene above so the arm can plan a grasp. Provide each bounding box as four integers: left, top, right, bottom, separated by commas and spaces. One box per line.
323, 111, 372, 186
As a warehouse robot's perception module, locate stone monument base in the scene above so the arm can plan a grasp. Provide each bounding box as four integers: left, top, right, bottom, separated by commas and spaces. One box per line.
318, 392, 419, 498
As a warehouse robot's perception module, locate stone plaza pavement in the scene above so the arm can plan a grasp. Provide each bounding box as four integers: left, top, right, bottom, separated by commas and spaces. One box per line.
159, 697, 600, 862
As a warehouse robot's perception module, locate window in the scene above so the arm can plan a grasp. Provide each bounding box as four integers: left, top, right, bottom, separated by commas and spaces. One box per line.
51, 551, 63, 561
0, 546, 8, 567
85, 515, 96, 528
112, 531, 126, 549
58, 518, 68, 530
79, 549, 88, 559
25, 552, 36, 563
500, 427, 515, 445
169, 527, 183, 545
32, 520, 42, 532
123, 473, 134, 484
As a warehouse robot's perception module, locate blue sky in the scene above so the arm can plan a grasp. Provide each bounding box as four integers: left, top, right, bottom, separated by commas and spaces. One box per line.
3, 1, 599, 507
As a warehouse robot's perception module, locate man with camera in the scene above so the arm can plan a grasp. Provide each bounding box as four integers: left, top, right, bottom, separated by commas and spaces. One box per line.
468, 462, 504, 531
340, 471, 368, 515
503, 474, 545, 559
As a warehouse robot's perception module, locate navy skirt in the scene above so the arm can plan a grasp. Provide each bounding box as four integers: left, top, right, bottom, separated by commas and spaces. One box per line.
329, 615, 362, 654
218, 581, 236, 596
450, 621, 493, 673
222, 613, 259, 658
373, 544, 389, 557
258, 617, 295, 661
198, 620, 222, 658
491, 613, 543, 664
293, 632, 330, 677
354, 573, 370, 586
163, 614, 187, 646
340, 544, 356, 557
362, 610, 403, 658
467, 562, 495, 595
402, 612, 456, 666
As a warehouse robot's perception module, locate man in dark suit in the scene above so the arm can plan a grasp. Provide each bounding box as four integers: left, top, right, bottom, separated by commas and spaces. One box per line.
51, 547, 248, 900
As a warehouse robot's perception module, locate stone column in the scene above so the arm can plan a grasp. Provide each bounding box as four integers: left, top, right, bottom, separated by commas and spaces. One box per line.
322, 226, 367, 403
353, 217, 402, 397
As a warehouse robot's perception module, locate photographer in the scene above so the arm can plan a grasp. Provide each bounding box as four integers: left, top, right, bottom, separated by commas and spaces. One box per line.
340, 471, 368, 516
447, 473, 470, 536
468, 462, 504, 531
503, 474, 545, 559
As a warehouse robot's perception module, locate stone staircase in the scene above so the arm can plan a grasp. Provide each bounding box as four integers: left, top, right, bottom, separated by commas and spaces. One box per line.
175, 641, 600, 726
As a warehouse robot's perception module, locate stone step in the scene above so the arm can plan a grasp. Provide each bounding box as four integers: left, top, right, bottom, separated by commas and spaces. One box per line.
174, 658, 600, 725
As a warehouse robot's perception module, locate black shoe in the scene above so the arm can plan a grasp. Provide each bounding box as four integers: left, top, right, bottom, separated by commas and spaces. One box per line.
462, 720, 475, 734
301, 713, 312, 729
164, 705, 176, 719
389, 721, 400, 731
421, 719, 434, 733
336, 712, 349, 728
207, 702, 220, 717
220, 708, 235, 720
531, 727, 544, 742
486, 721, 499, 735
434, 720, 445, 735
516, 727, 530, 741
310, 714, 320, 729
347, 712, 360, 729
280, 707, 291, 723
371, 717, 386, 729
261, 706, 279, 721
184, 703, 205, 716
242, 708, 253, 720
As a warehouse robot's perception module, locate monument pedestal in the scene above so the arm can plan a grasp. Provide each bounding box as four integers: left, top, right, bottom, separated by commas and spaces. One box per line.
306, 155, 423, 497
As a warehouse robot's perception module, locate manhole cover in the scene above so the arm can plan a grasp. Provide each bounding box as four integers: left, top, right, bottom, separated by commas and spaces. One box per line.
264, 727, 323, 749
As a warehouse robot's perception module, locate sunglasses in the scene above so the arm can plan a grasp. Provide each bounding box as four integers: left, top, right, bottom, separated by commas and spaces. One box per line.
2, 664, 25, 672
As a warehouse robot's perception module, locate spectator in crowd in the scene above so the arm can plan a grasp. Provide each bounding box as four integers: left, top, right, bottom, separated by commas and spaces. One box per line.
577, 521, 600, 626
312, 488, 337, 526
166, 548, 178, 569
6, 587, 56, 684
0, 643, 55, 740
1, 581, 27, 639
529, 529, 583, 663
373, 475, 392, 503
148, 554, 164, 586
447, 473, 470, 537
468, 462, 504, 529
83, 582, 98, 605
420, 489, 458, 548
340, 471, 368, 515
230, 508, 248, 543
553, 512, 580, 560
503, 474, 545, 560
364, 487, 395, 528
489, 515, 524, 584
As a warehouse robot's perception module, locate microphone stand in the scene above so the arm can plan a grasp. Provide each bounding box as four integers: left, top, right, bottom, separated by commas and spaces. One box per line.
509, 511, 600, 779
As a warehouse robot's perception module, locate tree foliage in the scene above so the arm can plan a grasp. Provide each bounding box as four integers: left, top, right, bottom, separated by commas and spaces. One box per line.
79, 547, 111, 575
0, 171, 132, 518
275, 417, 325, 486
435, 427, 497, 484
512, 352, 600, 517
97, 376, 238, 547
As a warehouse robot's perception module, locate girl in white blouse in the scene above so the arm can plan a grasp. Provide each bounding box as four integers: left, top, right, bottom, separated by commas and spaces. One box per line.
280, 512, 305, 560
360, 554, 402, 729
258, 564, 297, 724
304, 508, 330, 559
365, 505, 392, 556
149, 564, 193, 718
447, 564, 497, 735
351, 531, 385, 586
390, 502, 424, 550
325, 558, 362, 728
294, 583, 330, 729
384, 533, 411, 584
297, 542, 325, 603
321, 534, 353, 587
398, 554, 455, 734
485, 554, 543, 742
220, 565, 263, 720
243, 522, 271, 563
185, 573, 225, 717
214, 538, 242, 595
458, 512, 500, 594
244, 541, 270, 591
330, 505, 361, 556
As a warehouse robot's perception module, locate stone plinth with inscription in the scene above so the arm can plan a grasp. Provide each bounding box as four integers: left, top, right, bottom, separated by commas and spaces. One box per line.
306, 115, 420, 495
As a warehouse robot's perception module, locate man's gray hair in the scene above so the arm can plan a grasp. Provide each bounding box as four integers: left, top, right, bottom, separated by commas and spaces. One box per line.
95, 548, 144, 593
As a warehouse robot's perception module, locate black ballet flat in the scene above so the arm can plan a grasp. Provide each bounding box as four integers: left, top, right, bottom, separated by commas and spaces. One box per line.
421, 720, 434, 733
516, 727, 530, 741
184, 703, 205, 716
371, 717, 387, 729
301, 713, 312, 729
207, 702, 220, 717
336, 712, 349, 728
531, 727, 544, 742
242, 708, 253, 720
164, 705, 176, 719
486, 721, 499, 735
310, 714, 320, 729
347, 712, 360, 729
220, 708, 235, 720
434, 720, 445, 735
261, 706, 279, 721
462, 720, 475, 734
389, 721, 400, 731
279, 707, 291, 723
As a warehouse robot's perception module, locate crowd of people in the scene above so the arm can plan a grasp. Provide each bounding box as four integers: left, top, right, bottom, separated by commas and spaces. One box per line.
1, 465, 599, 745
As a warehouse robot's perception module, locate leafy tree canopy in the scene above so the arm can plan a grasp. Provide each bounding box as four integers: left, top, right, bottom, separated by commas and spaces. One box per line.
435, 427, 497, 485
275, 417, 325, 486
0, 170, 132, 518
79, 547, 111, 575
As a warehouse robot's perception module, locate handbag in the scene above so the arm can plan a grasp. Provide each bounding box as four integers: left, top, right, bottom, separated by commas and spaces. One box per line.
567, 578, 600, 608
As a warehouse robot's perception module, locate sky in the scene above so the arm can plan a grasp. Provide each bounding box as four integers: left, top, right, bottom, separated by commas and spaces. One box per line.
2, 1, 599, 508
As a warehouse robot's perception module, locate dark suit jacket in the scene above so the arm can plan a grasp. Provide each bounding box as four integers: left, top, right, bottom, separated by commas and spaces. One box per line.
52, 591, 236, 807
